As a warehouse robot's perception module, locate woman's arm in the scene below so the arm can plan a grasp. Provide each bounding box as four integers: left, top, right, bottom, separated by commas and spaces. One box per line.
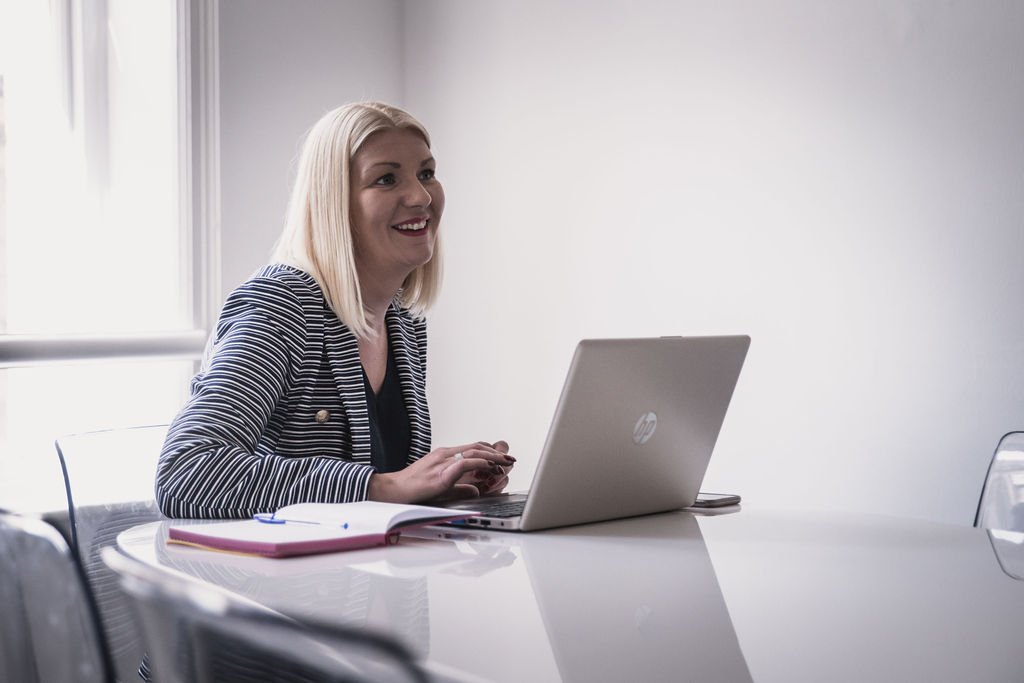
155, 277, 374, 518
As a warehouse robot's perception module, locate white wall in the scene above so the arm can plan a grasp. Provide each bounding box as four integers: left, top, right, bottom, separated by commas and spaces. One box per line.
214, 1, 1024, 525
218, 0, 404, 300
404, 1, 1024, 525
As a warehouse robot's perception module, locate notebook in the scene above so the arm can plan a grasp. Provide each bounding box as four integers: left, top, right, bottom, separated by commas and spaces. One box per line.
439, 335, 749, 531
167, 501, 478, 558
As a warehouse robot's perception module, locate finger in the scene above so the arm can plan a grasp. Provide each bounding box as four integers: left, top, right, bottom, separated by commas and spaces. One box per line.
435, 447, 492, 472
468, 442, 506, 458
455, 467, 506, 492
469, 464, 509, 493
451, 442, 511, 457
477, 464, 510, 484
429, 481, 481, 504
481, 474, 509, 495
466, 458, 510, 481
491, 440, 510, 454
442, 442, 499, 458
471, 467, 501, 485
441, 457, 499, 485
449, 483, 481, 500
460, 446, 515, 466
431, 444, 477, 463
437, 444, 512, 470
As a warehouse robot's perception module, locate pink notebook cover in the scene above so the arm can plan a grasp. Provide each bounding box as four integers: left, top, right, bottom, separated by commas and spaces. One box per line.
168, 502, 479, 558
168, 525, 402, 558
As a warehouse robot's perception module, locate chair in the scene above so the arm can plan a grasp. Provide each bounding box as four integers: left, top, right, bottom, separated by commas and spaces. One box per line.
988, 529, 1024, 581
975, 431, 1024, 531
101, 547, 429, 683
54, 425, 170, 682
0, 511, 113, 682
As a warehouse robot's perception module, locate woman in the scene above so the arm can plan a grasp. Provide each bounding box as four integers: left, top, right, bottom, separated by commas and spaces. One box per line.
156, 102, 514, 519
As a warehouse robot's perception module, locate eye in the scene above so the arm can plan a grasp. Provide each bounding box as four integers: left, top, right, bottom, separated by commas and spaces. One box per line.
373, 173, 396, 186
418, 168, 436, 182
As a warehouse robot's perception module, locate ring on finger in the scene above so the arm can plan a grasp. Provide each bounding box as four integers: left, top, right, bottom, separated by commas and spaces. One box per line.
452, 452, 464, 462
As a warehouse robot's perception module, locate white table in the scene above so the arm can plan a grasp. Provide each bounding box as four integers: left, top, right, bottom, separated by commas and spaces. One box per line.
117, 509, 1024, 682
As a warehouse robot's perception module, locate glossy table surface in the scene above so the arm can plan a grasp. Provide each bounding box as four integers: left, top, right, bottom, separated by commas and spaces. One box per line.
117, 509, 1024, 682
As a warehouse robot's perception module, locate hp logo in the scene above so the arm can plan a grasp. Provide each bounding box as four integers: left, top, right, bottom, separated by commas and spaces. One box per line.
632, 412, 657, 445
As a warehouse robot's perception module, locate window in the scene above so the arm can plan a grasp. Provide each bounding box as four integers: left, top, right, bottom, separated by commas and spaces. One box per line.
0, 1, 216, 510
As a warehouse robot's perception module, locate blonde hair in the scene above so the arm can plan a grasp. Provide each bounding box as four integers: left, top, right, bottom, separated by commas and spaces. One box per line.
271, 101, 443, 339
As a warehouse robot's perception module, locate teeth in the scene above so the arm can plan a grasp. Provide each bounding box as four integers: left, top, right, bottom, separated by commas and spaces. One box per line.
394, 219, 428, 231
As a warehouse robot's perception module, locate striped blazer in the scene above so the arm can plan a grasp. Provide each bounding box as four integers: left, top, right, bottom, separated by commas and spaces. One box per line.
155, 264, 432, 519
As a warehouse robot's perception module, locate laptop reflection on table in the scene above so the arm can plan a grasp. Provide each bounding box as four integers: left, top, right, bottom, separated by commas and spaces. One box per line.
422, 510, 752, 682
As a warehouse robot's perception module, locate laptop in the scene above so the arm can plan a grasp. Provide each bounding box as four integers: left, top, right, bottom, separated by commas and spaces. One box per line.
440, 335, 750, 531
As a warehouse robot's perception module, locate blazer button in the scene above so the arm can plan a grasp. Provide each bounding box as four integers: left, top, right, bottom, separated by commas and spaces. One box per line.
315, 409, 330, 424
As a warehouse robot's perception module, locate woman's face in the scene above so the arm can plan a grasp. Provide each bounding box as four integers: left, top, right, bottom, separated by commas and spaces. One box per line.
349, 126, 444, 285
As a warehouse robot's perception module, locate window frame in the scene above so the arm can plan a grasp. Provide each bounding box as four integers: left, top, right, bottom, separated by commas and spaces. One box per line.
0, 0, 221, 371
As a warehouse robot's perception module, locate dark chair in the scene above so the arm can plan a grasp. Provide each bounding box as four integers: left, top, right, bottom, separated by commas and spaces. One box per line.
54, 425, 169, 682
0, 511, 113, 682
975, 431, 1024, 532
101, 547, 430, 683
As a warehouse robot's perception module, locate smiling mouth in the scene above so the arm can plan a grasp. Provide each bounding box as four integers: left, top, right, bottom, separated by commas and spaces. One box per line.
391, 218, 430, 236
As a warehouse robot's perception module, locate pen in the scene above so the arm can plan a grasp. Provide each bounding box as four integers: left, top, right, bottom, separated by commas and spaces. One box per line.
253, 513, 348, 529
253, 513, 285, 524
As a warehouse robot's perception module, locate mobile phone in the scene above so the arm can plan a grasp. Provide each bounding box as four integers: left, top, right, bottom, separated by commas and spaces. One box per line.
690, 492, 741, 508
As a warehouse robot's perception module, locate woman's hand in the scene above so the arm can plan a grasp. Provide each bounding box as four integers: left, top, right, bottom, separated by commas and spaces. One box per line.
455, 440, 512, 496
368, 441, 515, 504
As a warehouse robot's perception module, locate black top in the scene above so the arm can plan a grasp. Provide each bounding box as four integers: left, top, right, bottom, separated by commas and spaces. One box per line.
363, 344, 411, 474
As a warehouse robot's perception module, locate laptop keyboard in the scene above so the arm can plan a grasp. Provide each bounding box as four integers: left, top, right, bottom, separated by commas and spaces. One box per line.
477, 500, 527, 518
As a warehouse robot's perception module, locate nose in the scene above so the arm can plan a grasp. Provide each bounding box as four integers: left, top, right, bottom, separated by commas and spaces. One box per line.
403, 179, 432, 208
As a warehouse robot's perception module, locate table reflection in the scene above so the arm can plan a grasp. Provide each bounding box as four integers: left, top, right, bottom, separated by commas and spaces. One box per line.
412, 512, 752, 683
121, 511, 751, 682
143, 523, 517, 658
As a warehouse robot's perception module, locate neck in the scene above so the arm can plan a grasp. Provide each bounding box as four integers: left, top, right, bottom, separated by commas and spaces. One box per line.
359, 271, 405, 332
